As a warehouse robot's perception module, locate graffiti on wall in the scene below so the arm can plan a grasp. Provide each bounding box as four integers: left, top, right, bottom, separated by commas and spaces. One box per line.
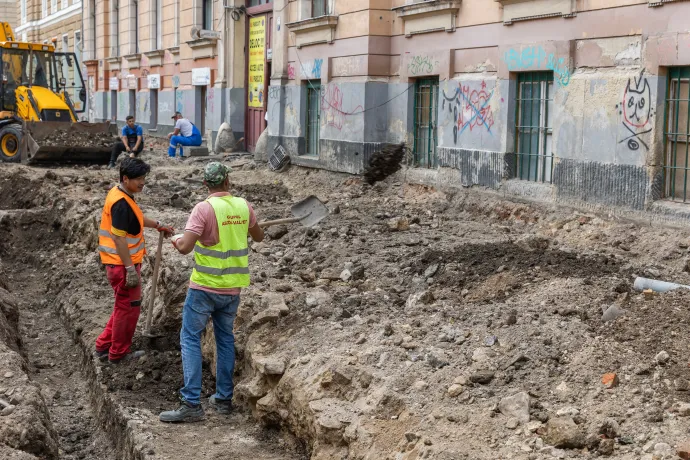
442, 81, 496, 144
137, 93, 149, 116
268, 85, 295, 126
407, 55, 439, 76
287, 63, 296, 80
207, 88, 216, 117
504, 46, 571, 87
616, 70, 653, 151
320, 84, 363, 131
300, 59, 323, 79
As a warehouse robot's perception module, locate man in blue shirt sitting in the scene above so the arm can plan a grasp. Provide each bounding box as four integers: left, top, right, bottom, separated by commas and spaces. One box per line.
167, 112, 202, 159
109, 115, 144, 169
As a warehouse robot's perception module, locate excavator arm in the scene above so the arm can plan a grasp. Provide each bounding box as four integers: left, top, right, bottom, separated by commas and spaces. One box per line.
0, 23, 15, 42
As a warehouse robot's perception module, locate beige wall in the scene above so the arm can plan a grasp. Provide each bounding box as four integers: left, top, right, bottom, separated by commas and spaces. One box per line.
0, 0, 19, 32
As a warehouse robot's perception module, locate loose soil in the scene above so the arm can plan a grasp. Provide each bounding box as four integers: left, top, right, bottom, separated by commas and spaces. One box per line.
4, 151, 690, 459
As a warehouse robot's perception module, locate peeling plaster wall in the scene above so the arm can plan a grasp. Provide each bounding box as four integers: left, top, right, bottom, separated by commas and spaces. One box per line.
268, 1, 690, 213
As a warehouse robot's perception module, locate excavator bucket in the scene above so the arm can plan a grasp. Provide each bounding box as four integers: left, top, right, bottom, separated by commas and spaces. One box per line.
21, 121, 118, 165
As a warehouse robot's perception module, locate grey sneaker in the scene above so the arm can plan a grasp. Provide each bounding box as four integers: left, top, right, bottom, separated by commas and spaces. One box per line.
108, 350, 145, 365
93, 349, 109, 362
159, 401, 205, 423
209, 395, 233, 415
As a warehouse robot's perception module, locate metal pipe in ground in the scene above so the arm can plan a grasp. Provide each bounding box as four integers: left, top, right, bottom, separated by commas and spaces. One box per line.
633, 277, 690, 293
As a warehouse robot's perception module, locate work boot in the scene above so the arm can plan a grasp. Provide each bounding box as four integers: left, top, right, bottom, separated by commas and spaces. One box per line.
107, 162, 116, 169
159, 401, 205, 423
108, 350, 145, 365
93, 349, 109, 362
209, 395, 233, 415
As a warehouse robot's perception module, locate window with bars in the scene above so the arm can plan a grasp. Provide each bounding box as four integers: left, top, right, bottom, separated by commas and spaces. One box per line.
413, 78, 439, 169
515, 72, 554, 183
312, 0, 327, 17
663, 67, 690, 202
306, 81, 321, 156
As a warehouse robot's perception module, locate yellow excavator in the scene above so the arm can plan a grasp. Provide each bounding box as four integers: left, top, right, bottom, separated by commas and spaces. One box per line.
0, 22, 116, 164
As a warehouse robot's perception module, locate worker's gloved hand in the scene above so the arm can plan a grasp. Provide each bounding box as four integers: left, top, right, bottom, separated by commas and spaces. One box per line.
125, 265, 140, 288
156, 222, 175, 238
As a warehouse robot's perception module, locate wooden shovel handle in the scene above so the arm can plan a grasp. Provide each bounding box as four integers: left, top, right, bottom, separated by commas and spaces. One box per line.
144, 232, 164, 335
258, 217, 302, 228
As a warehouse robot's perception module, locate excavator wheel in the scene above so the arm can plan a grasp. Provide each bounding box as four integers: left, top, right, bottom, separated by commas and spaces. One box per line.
0, 124, 22, 163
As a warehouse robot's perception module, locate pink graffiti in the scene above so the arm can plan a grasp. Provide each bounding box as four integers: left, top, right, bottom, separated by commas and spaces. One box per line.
458, 82, 494, 134
320, 84, 363, 131
287, 63, 295, 80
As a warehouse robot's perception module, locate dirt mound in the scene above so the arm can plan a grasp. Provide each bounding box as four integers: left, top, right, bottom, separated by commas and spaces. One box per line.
41, 130, 116, 148
362, 143, 406, 184
415, 242, 624, 290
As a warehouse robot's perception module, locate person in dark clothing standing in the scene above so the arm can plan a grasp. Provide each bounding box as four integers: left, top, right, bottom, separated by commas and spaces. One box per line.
109, 116, 144, 168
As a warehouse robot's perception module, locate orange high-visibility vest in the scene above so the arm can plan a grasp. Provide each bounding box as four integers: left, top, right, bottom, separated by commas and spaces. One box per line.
98, 186, 146, 265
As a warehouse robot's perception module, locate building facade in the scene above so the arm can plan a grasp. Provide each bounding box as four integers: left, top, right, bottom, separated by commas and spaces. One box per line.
14, 0, 83, 58
0, 0, 18, 32
85, 0, 276, 150
267, 0, 690, 213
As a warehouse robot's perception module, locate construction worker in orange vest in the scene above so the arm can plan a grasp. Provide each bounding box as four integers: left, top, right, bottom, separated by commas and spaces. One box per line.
94, 158, 174, 364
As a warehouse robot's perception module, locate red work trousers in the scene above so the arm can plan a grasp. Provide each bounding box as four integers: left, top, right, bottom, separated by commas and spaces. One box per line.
95, 264, 142, 361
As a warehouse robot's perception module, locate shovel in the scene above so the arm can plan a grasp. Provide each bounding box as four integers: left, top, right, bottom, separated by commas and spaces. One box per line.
259, 195, 329, 228
142, 232, 164, 339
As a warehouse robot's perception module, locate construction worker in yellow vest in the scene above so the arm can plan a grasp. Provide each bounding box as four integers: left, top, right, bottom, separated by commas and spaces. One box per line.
160, 162, 264, 423
95, 158, 174, 364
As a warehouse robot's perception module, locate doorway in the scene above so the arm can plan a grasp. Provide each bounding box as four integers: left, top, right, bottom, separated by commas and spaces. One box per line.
305, 81, 321, 156
413, 78, 439, 168
245, 9, 272, 152
128, 90, 135, 118
110, 90, 117, 121
196, 85, 207, 135
150, 89, 158, 128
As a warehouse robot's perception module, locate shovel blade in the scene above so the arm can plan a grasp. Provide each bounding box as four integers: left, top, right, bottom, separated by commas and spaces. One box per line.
291, 195, 329, 228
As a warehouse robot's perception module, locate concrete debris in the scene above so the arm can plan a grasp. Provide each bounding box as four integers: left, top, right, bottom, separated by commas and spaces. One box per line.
387, 216, 410, 232
601, 304, 626, 322
655, 350, 670, 365
498, 392, 530, 424
543, 417, 585, 449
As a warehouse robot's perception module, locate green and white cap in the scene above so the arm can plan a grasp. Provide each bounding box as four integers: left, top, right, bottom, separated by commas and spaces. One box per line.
204, 162, 231, 186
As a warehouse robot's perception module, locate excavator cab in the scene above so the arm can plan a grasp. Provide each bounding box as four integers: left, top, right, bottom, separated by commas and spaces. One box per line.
54, 51, 87, 117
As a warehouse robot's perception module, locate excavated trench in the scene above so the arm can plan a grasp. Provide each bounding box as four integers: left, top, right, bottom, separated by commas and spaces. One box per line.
0, 168, 307, 460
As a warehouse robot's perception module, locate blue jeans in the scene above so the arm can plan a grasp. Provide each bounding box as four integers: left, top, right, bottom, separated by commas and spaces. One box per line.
180, 288, 240, 406
168, 133, 202, 157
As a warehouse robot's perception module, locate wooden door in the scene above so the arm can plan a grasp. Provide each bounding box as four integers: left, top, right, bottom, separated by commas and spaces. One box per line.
246, 11, 272, 153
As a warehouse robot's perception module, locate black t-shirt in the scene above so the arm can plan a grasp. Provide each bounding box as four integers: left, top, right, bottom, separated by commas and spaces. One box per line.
111, 197, 141, 235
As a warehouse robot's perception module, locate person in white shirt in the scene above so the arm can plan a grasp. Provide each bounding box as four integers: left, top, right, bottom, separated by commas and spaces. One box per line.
167, 112, 202, 158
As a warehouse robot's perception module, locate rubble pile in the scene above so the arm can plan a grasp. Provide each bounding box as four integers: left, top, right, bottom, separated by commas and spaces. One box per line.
41, 130, 116, 148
